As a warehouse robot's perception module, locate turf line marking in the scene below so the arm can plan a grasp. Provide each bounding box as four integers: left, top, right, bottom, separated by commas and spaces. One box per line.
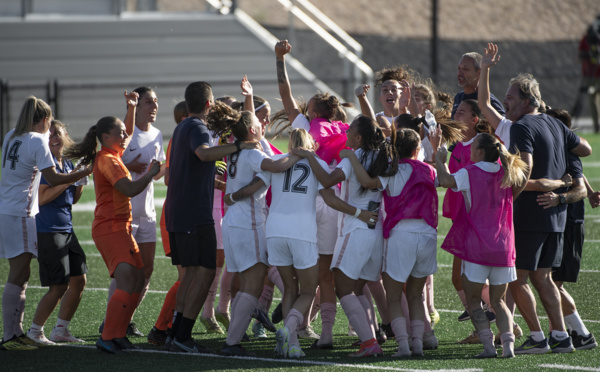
538, 365, 600, 371
59, 345, 483, 371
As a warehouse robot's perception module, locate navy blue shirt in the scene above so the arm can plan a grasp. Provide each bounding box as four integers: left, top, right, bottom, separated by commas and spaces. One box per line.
165, 117, 215, 233
36, 156, 76, 233
510, 113, 581, 232
566, 152, 584, 224
451, 91, 505, 119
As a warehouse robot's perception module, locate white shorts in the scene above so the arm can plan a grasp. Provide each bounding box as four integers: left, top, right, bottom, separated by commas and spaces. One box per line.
222, 222, 268, 273
462, 260, 516, 285
267, 237, 319, 269
383, 230, 437, 283
331, 228, 383, 282
316, 194, 339, 255
212, 207, 224, 250
131, 216, 157, 244
0, 215, 38, 259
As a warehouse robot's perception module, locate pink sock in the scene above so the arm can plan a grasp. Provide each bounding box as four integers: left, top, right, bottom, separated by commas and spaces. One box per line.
319, 302, 336, 343
340, 294, 374, 342
478, 328, 495, 353
3, 283, 26, 340
425, 275, 435, 313
358, 293, 377, 335
391, 317, 408, 342
258, 285, 274, 311
225, 292, 257, 346
217, 268, 233, 314
401, 292, 411, 330
367, 280, 389, 324
284, 308, 304, 345
202, 266, 222, 318
411, 319, 425, 355
268, 266, 284, 294
230, 293, 240, 316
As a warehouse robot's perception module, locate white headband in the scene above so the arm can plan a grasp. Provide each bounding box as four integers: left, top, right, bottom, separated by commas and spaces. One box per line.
254, 103, 268, 112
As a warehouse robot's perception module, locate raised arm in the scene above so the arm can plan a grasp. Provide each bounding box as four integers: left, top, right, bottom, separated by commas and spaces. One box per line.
224, 176, 266, 206
339, 149, 381, 189
123, 90, 138, 137
478, 43, 503, 130
241, 75, 254, 113
319, 188, 378, 224
275, 40, 302, 123
355, 84, 376, 119
434, 147, 457, 189
292, 148, 345, 188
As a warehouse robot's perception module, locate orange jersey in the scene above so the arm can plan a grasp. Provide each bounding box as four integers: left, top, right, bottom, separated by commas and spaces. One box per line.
92, 147, 132, 236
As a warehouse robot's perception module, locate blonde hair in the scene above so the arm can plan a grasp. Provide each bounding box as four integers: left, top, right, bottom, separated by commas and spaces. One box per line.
476, 133, 528, 188
509, 73, 542, 108
12, 96, 52, 139
288, 128, 314, 152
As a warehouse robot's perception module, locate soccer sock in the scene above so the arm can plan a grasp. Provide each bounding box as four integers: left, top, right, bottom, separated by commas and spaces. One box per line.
155, 280, 180, 330
478, 328, 496, 354
225, 292, 257, 346
411, 319, 425, 355
391, 317, 410, 356
175, 316, 196, 343
457, 290, 469, 310
202, 266, 222, 319
425, 275, 435, 313
122, 292, 141, 333
217, 268, 233, 314
501, 332, 515, 357
257, 284, 274, 312
30, 323, 43, 332
16, 283, 26, 337
340, 294, 374, 342
102, 288, 130, 340
268, 266, 284, 294
551, 329, 569, 341
367, 280, 389, 324
55, 318, 70, 330
284, 308, 304, 345
319, 302, 336, 344
3, 282, 26, 340
169, 311, 183, 339
565, 311, 590, 336
357, 294, 377, 336
530, 330, 545, 342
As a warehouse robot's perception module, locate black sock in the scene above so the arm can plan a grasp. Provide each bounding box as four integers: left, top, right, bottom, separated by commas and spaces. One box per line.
176, 316, 196, 342
170, 312, 183, 339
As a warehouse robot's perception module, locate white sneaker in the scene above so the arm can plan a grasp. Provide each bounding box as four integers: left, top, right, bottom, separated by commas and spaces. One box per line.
287, 344, 306, 358
423, 330, 439, 349
297, 325, 320, 339
49, 327, 84, 343
27, 328, 55, 346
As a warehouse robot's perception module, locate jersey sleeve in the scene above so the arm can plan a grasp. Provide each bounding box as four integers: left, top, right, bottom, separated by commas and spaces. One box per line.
567, 152, 583, 179
189, 124, 212, 153
248, 150, 270, 173
509, 122, 533, 154
291, 115, 311, 131
451, 168, 470, 192
315, 158, 330, 190
98, 154, 130, 186
563, 126, 581, 151
336, 157, 353, 181
33, 136, 56, 172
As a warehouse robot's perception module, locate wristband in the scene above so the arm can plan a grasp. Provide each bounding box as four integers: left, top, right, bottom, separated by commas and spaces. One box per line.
229, 193, 236, 203
353, 208, 361, 218
234, 140, 242, 152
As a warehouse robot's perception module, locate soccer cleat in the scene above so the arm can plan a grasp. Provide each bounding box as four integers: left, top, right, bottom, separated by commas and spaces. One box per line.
430, 310, 441, 328
127, 322, 144, 337
171, 338, 216, 354
274, 327, 290, 357
381, 323, 394, 339
164, 335, 173, 351
200, 316, 224, 334
252, 322, 268, 339
348, 340, 383, 357
348, 323, 357, 337
27, 328, 55, 346
0, 336, 37, 351
221, 342, 256, 357
297, 325, 320, 340
242, 333, 251, 342
287, 344, 306, 358
215, 309, 230, 331
147, 327, 168, 346
548, 334, 575, 353
572, 331, 598, 350
310, 339, 334, 349
271, 302, 283, 325
114, 336, 138, 350
375, 325, 387, 345
96, 337, 127, 354
458, 310, 470, 322
49, 327, 84, 343
514, 336, 551, 354
423, 330, 439, 350
252, 308, 276, 332
98, 320, 104, 334
457, 330, 481, 344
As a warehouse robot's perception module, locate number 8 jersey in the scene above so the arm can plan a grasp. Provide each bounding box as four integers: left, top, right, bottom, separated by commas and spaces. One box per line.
261, 156, 329, 243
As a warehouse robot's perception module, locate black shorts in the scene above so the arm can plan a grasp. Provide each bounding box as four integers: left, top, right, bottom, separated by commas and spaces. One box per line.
169, 224, 217, 269
515, 231, 563, 271
552, 223, 584, 283
37, 232, 88, 286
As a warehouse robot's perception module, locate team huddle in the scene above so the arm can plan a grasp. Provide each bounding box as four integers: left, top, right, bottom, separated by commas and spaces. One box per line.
0, 40, 598, 360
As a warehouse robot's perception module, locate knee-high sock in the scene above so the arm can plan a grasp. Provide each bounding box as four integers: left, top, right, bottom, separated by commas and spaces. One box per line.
319, 302, 336, 343
226, 292, 257, 346
411, 319, 425, 355
129, 279, 150, 322
122, 292, 140, 332
2, 283, 26, 340
202, 266, 222, 319
367, 280, 389, 324
102, 289, 131, 340
284, 308, 304, 345
155, 281, 180, 330
392, 317, 410, 355
257, 284, 274, 312
217, 268, 233, 314
340, 294, 374, 342
357, 294, 377, 335
267, 266, 284, 294
478, 328, 496, 354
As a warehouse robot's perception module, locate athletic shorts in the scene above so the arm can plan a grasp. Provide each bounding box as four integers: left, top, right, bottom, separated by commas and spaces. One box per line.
212, 206, 224, 251
222, 222, 267, 273
131, 216, 157, 244
37, 232, 88, 286
0, 214, 37, 259
93, 229, 143, 277
267, 237, 319, 270
382, 230, 437, 283
515, 231, 563, 271
552, 222, 584, 283
462, 260, 516, 285
331, 228, 383, 282
169, 224, 217, 269
316, 194, 339, 255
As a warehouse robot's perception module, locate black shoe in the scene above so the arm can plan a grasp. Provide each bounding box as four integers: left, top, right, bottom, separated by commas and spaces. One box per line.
98, 320, 104, 334
147, 327, 168, 346
164, 335, 173, 351
252, 308, 276, 332
376, 324, 387, 345
171, 338, 216, 354
381, 323, 394, 339
221, 342, 256, 356
310, 339, 334, 350
272, 302, 283, 324
572, 331, 598, 350
114, 336, 138, 350
96, 337, 127, 354
242, 333, 250, 342
127, 322, 144, 337
549, 334, 575, 353
458, 310, 470, 322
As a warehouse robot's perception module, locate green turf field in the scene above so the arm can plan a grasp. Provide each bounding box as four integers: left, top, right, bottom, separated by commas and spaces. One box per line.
1, 134, 599, 371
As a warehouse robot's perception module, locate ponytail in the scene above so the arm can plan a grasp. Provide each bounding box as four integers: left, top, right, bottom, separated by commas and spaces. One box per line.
476, 133, 528, 188
12, 96, 52, 139
64, 116, 119, 166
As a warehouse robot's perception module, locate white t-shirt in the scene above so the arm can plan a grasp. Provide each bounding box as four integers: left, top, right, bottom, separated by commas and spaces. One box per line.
262, 156, 328, 242
336, 148, 383, 235
0, 129, 55, 217
494, 117, 512, 147
260, 138, 276, 157
291, 114, 310, 131
452, 161, 501, 211
121, 125, 166, 218
378, 162, 438, 235
375, 112, 396, 128
224, 149, 270, 229
421, 136, 433, 162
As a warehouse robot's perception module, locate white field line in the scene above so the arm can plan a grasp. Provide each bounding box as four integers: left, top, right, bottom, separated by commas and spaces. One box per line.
538, 365, 600, 371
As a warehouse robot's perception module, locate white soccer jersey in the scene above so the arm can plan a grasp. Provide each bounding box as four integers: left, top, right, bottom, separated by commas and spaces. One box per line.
336, 148, 383, 235
0, 129, 55, 217
121, 125, 166, 218
223, 149, 269, 229
262, 156, 328, 242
